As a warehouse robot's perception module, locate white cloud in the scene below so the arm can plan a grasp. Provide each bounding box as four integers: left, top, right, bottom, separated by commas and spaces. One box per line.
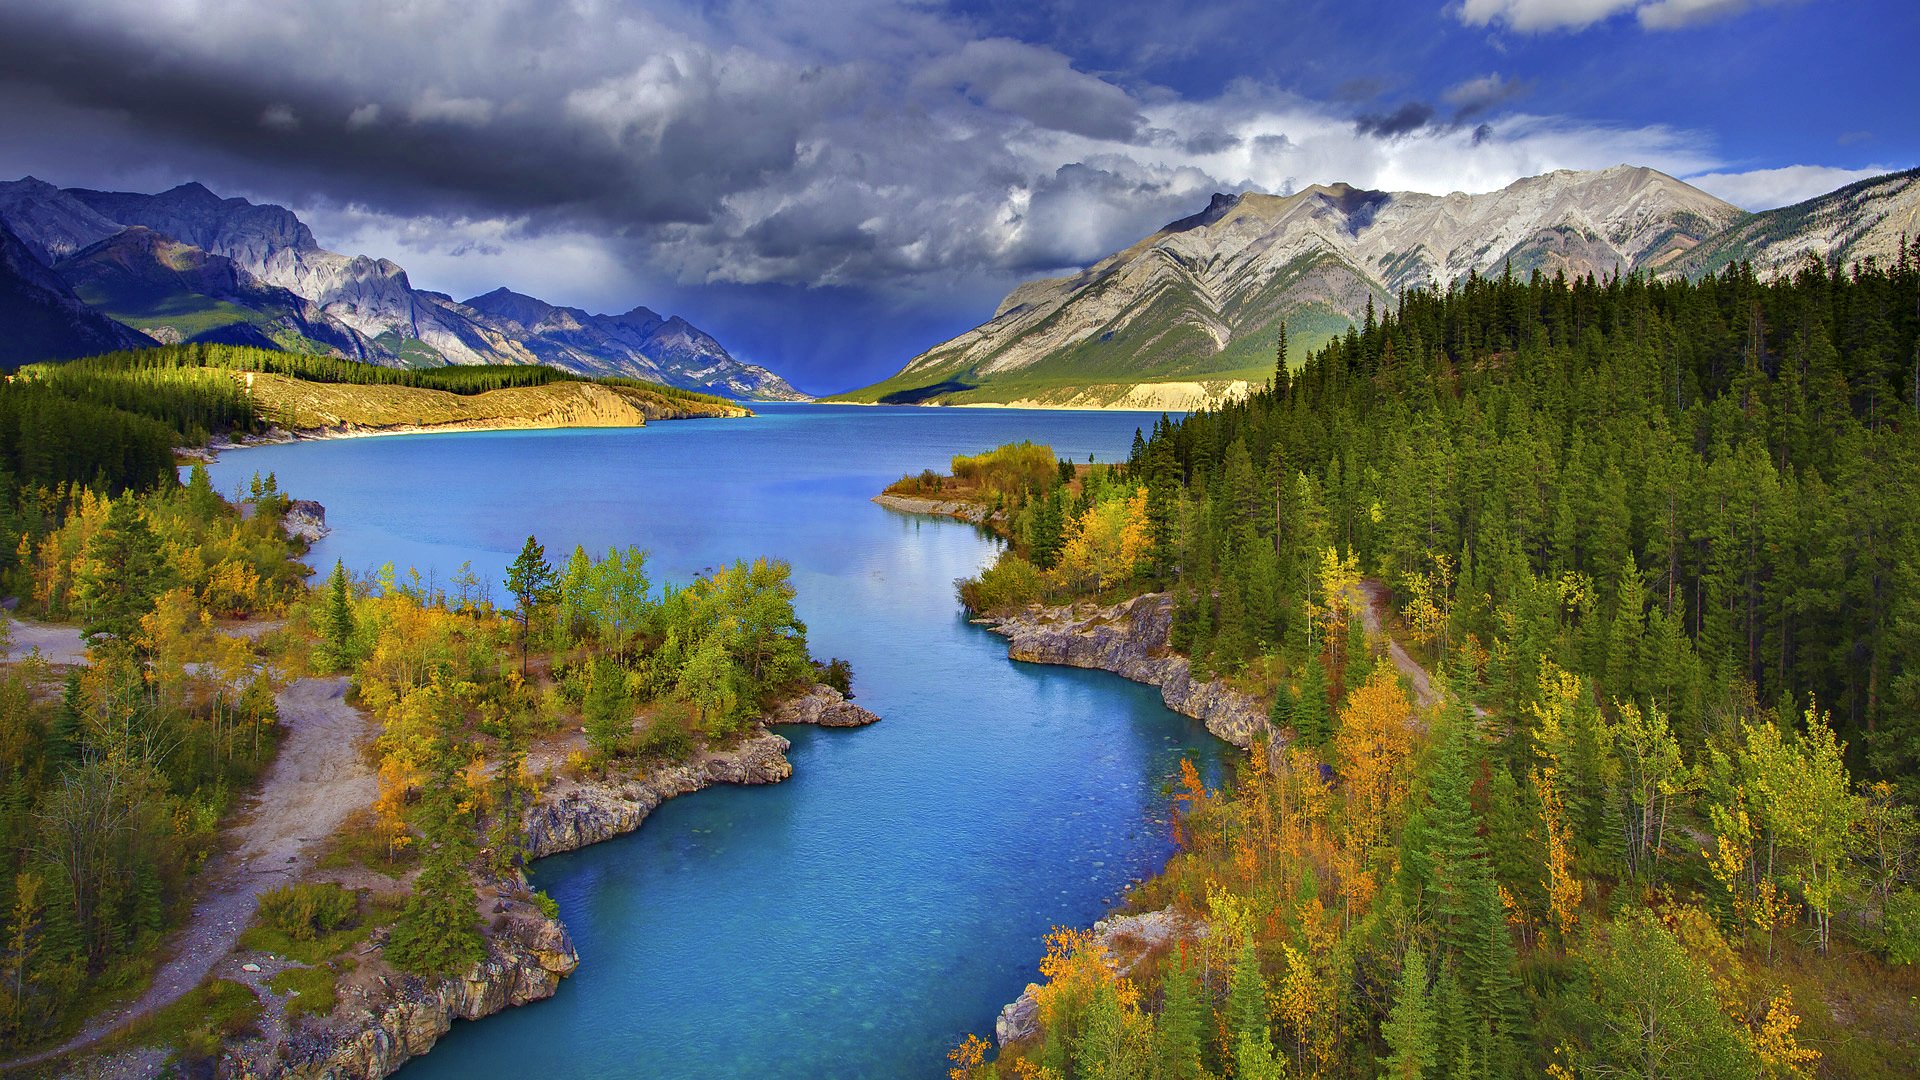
1685, 163, 1893, 210
407, 88, 494, 127
346, 103, 381, 131
1454, 0, 1797, 32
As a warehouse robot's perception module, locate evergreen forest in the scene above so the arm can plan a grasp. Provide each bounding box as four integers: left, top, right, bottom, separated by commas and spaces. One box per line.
954, 248, 1920, 1078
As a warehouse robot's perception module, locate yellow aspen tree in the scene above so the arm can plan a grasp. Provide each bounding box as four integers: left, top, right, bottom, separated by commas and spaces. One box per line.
1750, 987, 1819, 1076
1533, 766, 1581, 938
1333, 665, 1415, 855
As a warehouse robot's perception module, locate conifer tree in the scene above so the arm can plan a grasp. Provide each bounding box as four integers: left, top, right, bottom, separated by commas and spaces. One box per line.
1381, 951, 1437, 1080
1293, 655, 1333, 747
1154, 949, 1208, 1080
319, 560, 356, 673
506, 535, 556, 676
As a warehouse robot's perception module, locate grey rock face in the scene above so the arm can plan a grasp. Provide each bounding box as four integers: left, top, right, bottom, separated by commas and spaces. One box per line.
0, 177, 808, 398
860, 165, 1748, 401
987, 594, 1272, 748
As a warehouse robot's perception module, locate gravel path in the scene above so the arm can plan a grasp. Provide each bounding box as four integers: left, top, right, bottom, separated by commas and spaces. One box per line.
3, 676, 376, 1072
1, 618, 87, 666
1355, 580, 1440, 711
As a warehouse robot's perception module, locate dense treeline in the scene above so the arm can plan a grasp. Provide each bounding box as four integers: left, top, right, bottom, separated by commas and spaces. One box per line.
0, 473, 302, 1047
958, 252, 1920, 1079
22, 343, 735, 406
1139, 250, 1919, 777
0, 341, 735, 595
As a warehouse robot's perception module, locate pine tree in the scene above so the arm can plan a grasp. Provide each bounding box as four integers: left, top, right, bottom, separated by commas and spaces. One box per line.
583, 657, 634, 755
1381, 951, 1437, 1080
1226, 939, 1281, 1079
1154, 948, 1208, 1080
505, 535, 556, 677
1294, 655, 1334, 747
76, 497, 171, 646
319, 560, 356, 673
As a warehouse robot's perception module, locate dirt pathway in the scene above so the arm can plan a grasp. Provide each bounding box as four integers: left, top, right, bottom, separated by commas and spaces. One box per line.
1, 617, 87, 667
1354, 580, 1441, 711
4, 676, 376, 1072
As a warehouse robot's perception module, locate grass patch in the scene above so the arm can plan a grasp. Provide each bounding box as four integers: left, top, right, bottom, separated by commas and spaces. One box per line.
268, 963, 342, 1021
317, 809, 418, 878
111, 978, 260, 1066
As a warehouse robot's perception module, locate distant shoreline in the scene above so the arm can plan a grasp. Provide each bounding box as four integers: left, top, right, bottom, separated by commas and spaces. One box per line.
176, 411, 752, 462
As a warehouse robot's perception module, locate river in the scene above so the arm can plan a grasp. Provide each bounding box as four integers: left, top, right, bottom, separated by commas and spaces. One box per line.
204, 403, 1230, 1079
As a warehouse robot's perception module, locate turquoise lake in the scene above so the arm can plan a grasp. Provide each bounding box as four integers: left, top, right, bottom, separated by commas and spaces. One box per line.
203, 404, 1231, 1079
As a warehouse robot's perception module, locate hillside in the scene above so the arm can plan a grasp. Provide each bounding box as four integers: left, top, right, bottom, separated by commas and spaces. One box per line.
243, 370, 749, 434
0, 178, 807, 399
0, 219, 155, 369
1678, 166, 1920, 278
53, 226, 381, 358
838, 165, 1743, 408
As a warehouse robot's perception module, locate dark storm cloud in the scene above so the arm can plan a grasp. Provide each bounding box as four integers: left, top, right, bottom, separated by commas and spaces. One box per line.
0, 4, 839, 229
1354, 101, 1437, 138
1443, 73, 1533, 120
912, 38, 1147, 142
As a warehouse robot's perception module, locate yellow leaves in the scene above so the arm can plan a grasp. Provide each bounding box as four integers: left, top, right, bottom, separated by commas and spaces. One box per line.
1051, 487, 1151, 595
1031, 927, 1140, 1032
1333, 665, 1415, 855
1313, 546, 1360, 640
1400, 551, 1455, 653
1533, 766, 1582, 937
1528, 660, 1587, 772
201, 558, 263, 617
373, 755, 419, 862
947, 1033, 991, 1079
1750, 986, 1819, 1076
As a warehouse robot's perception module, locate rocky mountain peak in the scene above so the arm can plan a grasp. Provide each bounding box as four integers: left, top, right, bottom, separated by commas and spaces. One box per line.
464, 287, 557, 329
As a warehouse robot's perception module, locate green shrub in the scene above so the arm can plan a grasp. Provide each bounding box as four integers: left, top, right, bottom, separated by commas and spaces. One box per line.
257, 882, 358, 941
956, 551, 1045, 614
532, 890, 560, 920
637, 708, 696, 763
1886, 889, 1920, 965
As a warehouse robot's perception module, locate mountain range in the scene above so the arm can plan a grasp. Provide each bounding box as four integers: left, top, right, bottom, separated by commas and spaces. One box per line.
0, 178, 806, 399
839, 164, 1920, 409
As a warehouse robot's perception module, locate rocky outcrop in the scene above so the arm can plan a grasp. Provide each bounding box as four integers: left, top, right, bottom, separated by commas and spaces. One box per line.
246, 896, 578, 1080
281, 500, 329, 544
996, 907, 1205, 1048
871, 492, 1000, 526
230, 685, 875, 1079
522, 730, 796, 859
985, 594, 1271, 748
525, 686, 876, 859
764, 683, 883, 728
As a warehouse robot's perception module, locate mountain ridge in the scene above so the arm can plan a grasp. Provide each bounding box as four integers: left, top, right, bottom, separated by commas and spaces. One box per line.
840, 164, 1917, 409
0, 179, 808, 400
0, 219, 156, 369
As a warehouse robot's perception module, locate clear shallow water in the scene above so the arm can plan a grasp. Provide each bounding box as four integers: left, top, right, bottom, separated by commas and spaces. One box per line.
204, 404, 1229, 1079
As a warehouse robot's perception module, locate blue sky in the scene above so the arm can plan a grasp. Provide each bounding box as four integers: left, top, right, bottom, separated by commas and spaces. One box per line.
0, 0, 1912, 393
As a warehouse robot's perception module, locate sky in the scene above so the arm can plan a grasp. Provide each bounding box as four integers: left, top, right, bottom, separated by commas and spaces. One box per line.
0, 0, 1913, 394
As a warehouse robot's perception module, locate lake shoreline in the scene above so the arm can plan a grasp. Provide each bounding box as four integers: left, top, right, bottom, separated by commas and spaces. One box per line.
176, 409, 756, 463
239, 686, 880, 1080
